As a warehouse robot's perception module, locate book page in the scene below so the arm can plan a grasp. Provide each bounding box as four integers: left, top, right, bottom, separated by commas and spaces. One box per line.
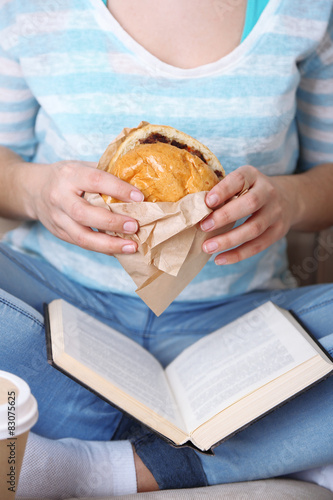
59, 300, 184, 428
166, 301, 319, 432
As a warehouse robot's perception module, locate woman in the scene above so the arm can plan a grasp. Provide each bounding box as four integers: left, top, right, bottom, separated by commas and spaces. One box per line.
0, 0, 332, 496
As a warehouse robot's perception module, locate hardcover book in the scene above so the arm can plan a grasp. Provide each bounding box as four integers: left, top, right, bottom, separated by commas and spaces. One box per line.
45, 300, 333, 453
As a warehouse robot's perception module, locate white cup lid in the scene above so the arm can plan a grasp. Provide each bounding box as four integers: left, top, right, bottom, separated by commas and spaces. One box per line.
0, 371, 38, 438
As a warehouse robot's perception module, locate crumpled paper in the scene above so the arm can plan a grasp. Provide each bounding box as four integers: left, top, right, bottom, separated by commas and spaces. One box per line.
85, 122, 234, 316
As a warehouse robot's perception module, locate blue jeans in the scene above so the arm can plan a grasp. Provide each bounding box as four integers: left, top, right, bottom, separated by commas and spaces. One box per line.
1, 243, 333, 489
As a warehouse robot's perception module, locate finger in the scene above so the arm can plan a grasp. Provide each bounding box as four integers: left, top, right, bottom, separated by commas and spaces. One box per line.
75, 167, 144, 203
214, 224, 281, 265
65, 197, 139, 235
203, 207, 272, 255
80, 161, 99, 168
49, 212, 138, 255
205, 165, 258, 208
201, 186, 266, 232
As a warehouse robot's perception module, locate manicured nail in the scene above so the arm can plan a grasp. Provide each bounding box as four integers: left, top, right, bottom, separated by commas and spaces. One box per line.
216, 256, 227, 265
130, 190, 144, 202
123, 221, 138, 233
122, 244, 136, 254
204, 241, 218, 253
206, 193, 219, 207
201, 218, 214, 231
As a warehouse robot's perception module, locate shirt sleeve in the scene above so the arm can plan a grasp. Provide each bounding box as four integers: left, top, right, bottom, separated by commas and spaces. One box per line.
0, 3, 40, 162
296, 6, 333, 172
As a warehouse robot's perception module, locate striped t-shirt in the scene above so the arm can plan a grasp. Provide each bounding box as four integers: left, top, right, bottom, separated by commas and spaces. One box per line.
0, 0, 332, 302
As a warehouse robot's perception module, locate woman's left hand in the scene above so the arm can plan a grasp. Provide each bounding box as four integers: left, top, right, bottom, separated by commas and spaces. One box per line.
201, 165, 301, 265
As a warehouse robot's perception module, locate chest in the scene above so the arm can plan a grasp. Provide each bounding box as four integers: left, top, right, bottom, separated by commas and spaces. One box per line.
19, 1, 302, 173
106, 0, 247, 68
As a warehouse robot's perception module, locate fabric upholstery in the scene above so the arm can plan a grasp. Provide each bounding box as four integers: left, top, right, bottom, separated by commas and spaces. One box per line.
62, 479, 333, 500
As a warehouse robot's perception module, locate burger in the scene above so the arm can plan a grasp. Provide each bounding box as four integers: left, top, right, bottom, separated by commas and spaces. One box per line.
101, 124, 225, 204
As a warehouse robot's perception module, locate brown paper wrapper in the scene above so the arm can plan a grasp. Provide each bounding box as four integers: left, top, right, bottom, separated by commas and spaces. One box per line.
85, 122, 234, 316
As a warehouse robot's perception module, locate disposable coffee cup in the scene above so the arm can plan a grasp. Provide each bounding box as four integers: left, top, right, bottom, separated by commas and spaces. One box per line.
0, 371, 38, 499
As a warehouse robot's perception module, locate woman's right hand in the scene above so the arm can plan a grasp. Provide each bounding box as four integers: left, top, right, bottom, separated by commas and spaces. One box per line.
26, 160, 144, 255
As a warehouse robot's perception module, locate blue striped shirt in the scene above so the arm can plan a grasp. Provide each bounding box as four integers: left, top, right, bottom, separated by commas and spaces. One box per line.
0, 0, 332, 302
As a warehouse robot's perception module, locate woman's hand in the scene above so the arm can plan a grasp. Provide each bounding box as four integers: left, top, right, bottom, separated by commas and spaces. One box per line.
27, 160, 144, 255
200, 165, 303, 265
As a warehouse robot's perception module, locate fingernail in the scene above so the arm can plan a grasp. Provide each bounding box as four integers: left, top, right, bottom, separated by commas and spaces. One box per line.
130, 190, 144, 202
204, 241, 218, 253
216, 256, 227, 265
206, 193, 219, 207
123, 221, 138, 233
122, 244, 136, 254
201, 218, 214, 231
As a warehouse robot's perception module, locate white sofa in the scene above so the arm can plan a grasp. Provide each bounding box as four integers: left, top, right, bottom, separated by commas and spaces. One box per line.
18, 479, 332, 499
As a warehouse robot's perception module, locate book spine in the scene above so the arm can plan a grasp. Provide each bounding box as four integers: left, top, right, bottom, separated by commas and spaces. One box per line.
43, 303, 54, 365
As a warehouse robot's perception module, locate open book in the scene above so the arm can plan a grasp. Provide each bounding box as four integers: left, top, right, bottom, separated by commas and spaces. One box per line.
45, 300, 333, 453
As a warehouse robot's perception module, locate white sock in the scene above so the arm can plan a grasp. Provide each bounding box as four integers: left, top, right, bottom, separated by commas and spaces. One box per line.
289, 464, 333, 492
16, 432, 137, 499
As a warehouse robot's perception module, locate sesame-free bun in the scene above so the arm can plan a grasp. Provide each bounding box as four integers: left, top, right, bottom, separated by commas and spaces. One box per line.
102, 124, 225, 203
